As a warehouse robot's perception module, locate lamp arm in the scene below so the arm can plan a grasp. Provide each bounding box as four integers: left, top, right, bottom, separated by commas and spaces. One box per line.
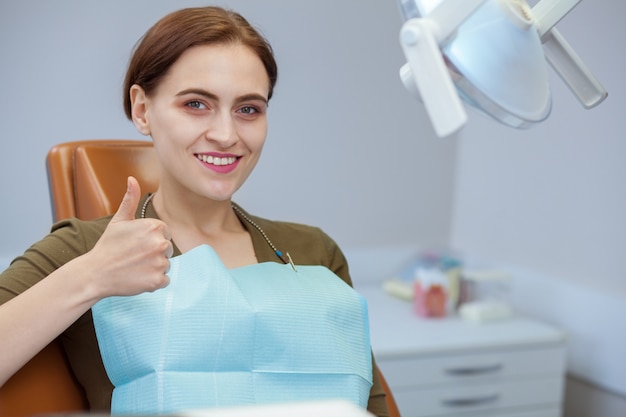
400, 18, 467, 137
532, 0, 582, 38
542, 28, 608, 108
398, 0, 487, 137
530, 0, 607, 108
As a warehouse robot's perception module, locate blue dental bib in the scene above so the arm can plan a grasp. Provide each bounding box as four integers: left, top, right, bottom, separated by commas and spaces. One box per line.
92, 245, 372, 415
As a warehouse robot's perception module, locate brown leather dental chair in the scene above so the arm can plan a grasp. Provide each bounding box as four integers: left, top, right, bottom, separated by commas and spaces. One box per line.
47, 139, 159, 221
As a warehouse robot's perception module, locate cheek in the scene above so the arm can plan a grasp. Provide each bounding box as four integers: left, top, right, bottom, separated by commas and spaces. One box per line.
149, 111, 196, 146
146, 100, 186, 136
243, 122, 268, 151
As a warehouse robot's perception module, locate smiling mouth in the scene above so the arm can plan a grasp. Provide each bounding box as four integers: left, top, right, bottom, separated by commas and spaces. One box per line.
196, 154, 239, 166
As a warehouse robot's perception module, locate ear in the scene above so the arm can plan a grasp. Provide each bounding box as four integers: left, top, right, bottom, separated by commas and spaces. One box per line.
129, 84, 151, 136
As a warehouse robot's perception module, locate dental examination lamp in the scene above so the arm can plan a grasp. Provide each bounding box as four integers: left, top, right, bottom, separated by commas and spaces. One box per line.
398, 0, 608, 137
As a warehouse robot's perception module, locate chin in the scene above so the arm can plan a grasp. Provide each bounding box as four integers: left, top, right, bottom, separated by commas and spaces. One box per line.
201, 188, 238, 202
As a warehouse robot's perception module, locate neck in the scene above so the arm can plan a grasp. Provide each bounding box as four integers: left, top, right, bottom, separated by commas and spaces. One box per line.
150, 188, 241, 236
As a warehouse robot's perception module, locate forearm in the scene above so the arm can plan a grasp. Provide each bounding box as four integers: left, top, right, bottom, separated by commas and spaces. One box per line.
0, 257, 98, 387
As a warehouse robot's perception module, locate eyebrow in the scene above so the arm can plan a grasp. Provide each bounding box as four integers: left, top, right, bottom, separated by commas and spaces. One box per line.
176, 88, 268, 105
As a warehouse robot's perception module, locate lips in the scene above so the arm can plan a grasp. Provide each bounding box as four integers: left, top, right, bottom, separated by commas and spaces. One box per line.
195, 153, 240, 174
196, 154, 238, 166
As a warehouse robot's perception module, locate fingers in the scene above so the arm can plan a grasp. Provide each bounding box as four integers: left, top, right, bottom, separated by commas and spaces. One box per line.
164, 239, 174, 259
111, 176, 142, 223
163, 231, 173, 274
144, 262, 170, 292
162, 223, 173, 258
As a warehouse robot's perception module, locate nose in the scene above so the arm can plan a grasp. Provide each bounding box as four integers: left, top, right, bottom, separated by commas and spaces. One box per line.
205, 111, 237, 148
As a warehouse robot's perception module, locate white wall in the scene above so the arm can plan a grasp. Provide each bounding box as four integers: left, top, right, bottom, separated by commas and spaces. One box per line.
0, 0, 455, 265
450, 0, 626, 396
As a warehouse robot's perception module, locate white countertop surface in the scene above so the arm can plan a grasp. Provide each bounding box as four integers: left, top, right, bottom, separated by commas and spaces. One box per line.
357, 284, 566, 359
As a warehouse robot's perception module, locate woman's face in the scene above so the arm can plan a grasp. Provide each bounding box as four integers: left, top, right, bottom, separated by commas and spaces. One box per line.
131, 43, 270, 202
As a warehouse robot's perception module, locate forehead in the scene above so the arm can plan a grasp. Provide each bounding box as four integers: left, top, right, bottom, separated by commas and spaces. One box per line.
158, 43, 270, 97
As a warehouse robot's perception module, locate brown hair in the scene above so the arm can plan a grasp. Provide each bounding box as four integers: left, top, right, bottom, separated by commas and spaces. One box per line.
123, 6, 278, 119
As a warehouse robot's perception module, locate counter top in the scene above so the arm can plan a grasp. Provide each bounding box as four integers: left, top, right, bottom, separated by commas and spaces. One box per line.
357, 284, 566, 359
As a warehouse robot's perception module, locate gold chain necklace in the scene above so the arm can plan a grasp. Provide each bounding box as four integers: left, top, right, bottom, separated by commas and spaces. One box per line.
140, 193, 296, 270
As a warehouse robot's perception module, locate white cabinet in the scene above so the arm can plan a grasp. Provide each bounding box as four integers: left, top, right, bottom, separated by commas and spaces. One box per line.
359, 285, 566, 417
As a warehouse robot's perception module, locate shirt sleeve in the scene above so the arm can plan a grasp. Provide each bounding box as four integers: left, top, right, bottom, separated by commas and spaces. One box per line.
0, 217, 108, 304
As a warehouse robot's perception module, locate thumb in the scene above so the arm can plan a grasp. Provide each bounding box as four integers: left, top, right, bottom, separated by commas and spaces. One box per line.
111, 176, 142, 223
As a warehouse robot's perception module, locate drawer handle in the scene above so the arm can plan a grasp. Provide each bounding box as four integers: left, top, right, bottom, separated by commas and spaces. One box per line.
444, 363, 502, 376
442, 393, 500, 407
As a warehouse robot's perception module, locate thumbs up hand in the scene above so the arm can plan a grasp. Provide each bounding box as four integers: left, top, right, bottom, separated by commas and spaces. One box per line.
84, 176, 172, 299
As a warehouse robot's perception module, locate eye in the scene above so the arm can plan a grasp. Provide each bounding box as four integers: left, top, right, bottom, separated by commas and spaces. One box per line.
238, 106, 259, 115
185, 100, 207, 110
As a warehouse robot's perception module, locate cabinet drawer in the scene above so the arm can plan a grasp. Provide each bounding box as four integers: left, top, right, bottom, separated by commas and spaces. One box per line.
489, 407, 561, 417
378, 345, 565, 388
394, 405, 561, 417
392, 376, 563, 417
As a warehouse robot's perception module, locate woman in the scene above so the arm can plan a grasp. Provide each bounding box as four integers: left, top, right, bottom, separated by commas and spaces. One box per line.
0, 6, 388, 416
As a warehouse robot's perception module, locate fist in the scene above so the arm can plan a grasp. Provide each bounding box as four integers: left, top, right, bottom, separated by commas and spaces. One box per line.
87, 177, 172, 298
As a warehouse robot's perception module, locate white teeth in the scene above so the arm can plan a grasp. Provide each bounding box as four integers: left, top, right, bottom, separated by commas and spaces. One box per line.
197, 154, 237, 166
